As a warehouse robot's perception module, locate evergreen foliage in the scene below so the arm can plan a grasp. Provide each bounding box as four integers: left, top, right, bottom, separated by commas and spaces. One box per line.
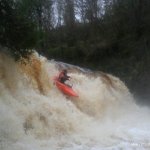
0, 0, 39, 59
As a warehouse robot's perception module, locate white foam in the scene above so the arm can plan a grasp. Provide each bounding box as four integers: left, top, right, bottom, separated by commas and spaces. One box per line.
0, 51, 150, 150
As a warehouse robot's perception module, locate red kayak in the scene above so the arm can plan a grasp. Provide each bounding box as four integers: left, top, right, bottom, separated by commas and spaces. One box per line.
54, 77, 78, 97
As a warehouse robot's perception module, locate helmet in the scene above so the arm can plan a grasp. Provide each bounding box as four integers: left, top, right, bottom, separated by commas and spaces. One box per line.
63, 69, 67, 73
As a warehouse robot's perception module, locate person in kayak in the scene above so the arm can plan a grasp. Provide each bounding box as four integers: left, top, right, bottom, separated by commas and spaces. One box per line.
58, 69, 71, 85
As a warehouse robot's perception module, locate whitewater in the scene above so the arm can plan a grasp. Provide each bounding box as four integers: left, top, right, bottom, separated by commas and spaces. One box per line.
0, 51, 150, 150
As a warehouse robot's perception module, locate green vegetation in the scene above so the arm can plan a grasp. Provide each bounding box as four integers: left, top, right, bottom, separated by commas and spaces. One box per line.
0, 0, 38, 59
0, 0, 150, 100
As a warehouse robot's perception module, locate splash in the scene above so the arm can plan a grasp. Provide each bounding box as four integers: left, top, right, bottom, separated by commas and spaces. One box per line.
0, 50, 150, 150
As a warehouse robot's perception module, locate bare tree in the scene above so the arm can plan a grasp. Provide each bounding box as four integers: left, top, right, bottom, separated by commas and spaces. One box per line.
84, 0, 101, 23
63, 0, 75, 27
56, 0, 65, 27
75, 0, 86, 23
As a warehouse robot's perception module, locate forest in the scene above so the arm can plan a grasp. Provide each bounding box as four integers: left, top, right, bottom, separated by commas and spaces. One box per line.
0, 0, 150, 102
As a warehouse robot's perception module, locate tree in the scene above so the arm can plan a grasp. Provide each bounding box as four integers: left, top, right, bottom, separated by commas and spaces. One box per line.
75, 0, 86, 23
63, 0, 75, 27
85, 0, 99, 23
18, 0, 54, 31
0, 0, 37, 59
56, 0, 65, 27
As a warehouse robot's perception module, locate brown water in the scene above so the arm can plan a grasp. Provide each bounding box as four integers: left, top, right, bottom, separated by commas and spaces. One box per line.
0, 51, 150, 150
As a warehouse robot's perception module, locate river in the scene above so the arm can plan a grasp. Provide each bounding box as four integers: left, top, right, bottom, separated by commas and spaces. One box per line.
0, 51, 150, 150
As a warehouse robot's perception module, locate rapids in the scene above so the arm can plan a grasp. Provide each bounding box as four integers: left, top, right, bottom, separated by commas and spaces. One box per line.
0, 51, 150, 150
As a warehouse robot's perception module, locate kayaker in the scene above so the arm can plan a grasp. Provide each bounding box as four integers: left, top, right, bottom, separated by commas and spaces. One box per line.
58, 69, 70, 84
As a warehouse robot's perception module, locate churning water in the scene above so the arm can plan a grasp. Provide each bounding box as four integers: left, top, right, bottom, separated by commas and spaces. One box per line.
0, 51, 150, 150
